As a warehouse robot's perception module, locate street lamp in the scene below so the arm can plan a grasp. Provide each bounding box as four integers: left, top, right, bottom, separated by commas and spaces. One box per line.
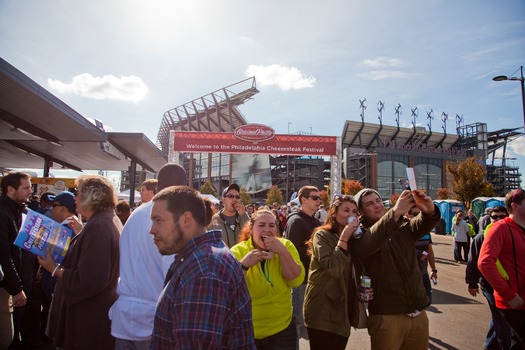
493, 65, 525, 129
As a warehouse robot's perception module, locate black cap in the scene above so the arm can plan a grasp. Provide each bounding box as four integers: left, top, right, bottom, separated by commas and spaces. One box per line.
222, 184, 240, 197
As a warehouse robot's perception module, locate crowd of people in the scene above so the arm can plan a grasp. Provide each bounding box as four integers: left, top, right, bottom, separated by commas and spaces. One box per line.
1, 168, 524, 350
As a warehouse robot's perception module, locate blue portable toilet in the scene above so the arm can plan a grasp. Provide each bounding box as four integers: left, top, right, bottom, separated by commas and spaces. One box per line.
486, 197, 505, 210
434, 200, 465, 234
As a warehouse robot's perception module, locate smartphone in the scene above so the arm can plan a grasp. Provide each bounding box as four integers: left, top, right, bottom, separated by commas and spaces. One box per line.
399, 178, 411, 191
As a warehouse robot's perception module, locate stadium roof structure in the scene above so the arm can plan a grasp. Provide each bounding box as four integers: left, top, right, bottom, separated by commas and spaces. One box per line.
342, 120, 460, 151
0, 57, 167, 174
156, 77, 259, 158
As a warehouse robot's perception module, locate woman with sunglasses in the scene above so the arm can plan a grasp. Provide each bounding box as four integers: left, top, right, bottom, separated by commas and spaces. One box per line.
230, 209, 304, 350
303, 195, 360, 350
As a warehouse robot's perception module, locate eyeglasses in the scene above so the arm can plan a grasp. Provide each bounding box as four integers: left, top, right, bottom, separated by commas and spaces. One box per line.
224, 194, 241, 199
511, 188, 522, 203
491, 214, 506, 220
307, 195, 321, 201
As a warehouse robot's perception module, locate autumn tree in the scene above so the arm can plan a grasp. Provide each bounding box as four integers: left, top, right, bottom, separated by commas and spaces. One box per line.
266, 185, 283, 206
319, 190, 329, 207
199, 181, 217, 197
446, 157, 493, 209
342, 179, 364, 195
437, 188, 451, 200
240, 188, 251, 206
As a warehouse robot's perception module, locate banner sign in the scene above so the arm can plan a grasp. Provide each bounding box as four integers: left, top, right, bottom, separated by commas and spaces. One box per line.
172, 127, 337, 156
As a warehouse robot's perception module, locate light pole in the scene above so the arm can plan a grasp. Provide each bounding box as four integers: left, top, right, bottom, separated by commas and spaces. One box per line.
493, 65, 525, 129
286, 122, 292, 202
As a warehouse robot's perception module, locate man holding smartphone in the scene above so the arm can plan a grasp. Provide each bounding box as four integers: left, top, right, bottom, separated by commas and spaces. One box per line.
351, 188, 440, 350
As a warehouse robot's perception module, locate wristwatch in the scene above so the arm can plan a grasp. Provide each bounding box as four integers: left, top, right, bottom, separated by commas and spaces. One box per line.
432, 269, 438, 273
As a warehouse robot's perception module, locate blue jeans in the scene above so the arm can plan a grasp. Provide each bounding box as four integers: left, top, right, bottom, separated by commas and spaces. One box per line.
482, 288, 511, 350
291, 283, 306, 350
255, 319, 296, 350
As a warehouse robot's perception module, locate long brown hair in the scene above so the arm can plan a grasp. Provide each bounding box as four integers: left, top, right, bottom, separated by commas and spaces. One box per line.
306, 195, 357, 255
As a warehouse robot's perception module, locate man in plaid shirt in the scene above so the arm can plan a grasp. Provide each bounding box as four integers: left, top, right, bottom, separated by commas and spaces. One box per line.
149, 186, 255, 349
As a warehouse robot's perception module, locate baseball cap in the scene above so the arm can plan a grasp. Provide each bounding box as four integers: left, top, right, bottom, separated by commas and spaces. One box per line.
49, 191, 76, 213
222, 184, 240, 197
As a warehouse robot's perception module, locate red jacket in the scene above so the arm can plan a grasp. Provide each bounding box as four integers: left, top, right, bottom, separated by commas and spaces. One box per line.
478, 217, 525, 310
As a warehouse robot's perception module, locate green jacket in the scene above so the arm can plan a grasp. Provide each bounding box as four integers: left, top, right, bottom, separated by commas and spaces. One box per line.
208, 210, 250, 248
350, 205, 440, 315
304, 228, 355, 337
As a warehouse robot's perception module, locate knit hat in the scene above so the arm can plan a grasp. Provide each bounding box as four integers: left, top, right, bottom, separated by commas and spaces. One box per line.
354, 188, 383, 210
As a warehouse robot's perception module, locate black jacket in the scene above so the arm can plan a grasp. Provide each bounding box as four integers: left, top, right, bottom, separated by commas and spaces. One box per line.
0, 195, 26, 295
284, 210, 320, 283
465, 232, 493, 293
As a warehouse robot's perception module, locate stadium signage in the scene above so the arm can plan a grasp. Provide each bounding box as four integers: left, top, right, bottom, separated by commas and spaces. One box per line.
234, 124, 275, 143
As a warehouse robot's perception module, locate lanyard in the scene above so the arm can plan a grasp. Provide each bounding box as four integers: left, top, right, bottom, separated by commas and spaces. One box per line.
259, 260, 273, 287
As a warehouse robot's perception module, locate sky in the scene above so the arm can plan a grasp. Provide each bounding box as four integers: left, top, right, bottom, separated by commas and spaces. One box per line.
1, 0, 524, 186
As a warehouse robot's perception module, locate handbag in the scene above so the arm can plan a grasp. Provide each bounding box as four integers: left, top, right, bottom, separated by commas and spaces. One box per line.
350, 263, 369, 329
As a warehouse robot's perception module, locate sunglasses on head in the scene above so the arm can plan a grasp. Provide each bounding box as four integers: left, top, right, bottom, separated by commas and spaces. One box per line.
490, 214, 506, 220
224, 194, 241, 199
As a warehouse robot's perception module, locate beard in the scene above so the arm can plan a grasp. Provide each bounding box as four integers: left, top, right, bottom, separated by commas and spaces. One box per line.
158, 220, 186, 255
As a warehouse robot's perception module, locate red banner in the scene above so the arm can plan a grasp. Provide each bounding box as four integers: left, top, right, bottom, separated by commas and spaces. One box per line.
172, 131, 337, 156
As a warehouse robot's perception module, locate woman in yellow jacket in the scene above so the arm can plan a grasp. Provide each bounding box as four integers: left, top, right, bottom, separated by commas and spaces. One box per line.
231, 209, 305, 350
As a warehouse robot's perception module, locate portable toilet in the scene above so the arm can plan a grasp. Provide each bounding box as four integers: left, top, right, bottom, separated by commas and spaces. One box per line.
486, 197, 505, 210
434, 200, 465, 234
471, 197, 490, 220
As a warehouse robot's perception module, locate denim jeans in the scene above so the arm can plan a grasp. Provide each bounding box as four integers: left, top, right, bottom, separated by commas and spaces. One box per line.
291, 283, 306, 350
481, 288, 511, 350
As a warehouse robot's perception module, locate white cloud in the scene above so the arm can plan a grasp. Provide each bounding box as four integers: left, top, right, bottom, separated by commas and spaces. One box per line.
510, 135, 525, 157
47, 73, 148, 104
245, 64, 316, 91
360, 57, 403, 68
358, 70, 409, 80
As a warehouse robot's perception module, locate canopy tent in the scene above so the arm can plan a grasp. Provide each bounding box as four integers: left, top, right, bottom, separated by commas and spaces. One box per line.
200, 194, 220, 204
118, 189, 141, 202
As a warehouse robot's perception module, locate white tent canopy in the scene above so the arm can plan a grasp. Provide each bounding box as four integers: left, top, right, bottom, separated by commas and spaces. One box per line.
200, 194, 220, 204
117, 189, 141, 201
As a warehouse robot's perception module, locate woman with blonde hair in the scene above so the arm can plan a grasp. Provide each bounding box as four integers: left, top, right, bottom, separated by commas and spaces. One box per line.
304, 195, 360, 350
38, 174, 121, 350
230, 209, 304, 350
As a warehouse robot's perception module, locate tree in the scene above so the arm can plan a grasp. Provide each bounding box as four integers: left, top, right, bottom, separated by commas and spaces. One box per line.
342, 179, 364, 196
199, 181, 217, 197
437, 188, 451, 200
319, 190, 329, 207
266, 185, 283, 206
446, 157, 493, 209
240, 188, 251, 206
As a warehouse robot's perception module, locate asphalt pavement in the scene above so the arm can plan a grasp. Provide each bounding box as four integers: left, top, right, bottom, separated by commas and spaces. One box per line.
299, 233, 492, 350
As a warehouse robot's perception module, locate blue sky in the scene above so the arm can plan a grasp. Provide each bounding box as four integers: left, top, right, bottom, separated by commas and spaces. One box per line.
1, 0, 524, 186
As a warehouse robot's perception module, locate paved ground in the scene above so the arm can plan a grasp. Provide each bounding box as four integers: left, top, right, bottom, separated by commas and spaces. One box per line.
299, 233, 491, 350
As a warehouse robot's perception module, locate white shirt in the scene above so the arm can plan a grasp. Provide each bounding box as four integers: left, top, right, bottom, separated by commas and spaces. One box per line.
108, 201, 174, 341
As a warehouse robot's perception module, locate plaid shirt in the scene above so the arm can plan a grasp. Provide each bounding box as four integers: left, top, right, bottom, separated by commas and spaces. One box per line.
151, 230, 255, 350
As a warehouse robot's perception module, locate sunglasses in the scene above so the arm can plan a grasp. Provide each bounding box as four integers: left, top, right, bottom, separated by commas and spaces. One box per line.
224, 194, 241, 199
308, 195, 321, 201
490, 214, 506, 220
